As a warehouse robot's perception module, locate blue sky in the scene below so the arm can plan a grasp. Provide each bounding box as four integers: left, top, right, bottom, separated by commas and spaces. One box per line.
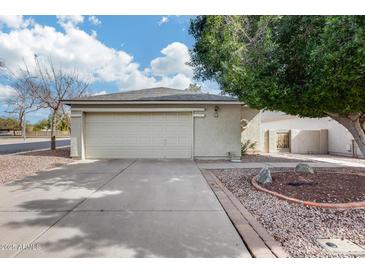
0, 15, 219, 123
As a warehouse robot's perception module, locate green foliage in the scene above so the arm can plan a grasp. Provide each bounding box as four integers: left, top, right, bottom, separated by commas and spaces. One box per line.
241, 139, 257, 155
57, 113, 70, 132
189, 16, 365, 118
31, 113, 70, 132
33, 119, 50, 131
185, 83, 202, 92
0, 117, 20, 130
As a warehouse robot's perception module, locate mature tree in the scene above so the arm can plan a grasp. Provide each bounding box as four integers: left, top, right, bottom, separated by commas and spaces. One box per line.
45, 112, 70, 132
56, 113, 71, 132
0, 61, 41, 138
31, 56, 89, 149
32, 118, 50, 132
185, 83, 202, 92
190, 16, 365, 155
5, 66, 41, 136
0, 117, 20, 135
1, 56, 89, 149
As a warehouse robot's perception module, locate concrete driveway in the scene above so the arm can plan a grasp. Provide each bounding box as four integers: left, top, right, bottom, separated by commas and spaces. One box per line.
0, 159, 250, 258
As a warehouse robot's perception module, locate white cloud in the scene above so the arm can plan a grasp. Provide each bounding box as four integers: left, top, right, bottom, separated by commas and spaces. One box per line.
0, 15, 33, 29
84, 90, 107, 96
150, 42, 193, 78
88, 16, 101, 26
90, 29, 97, 38
158, 16, 169, 25
0, 84, 16, 100
93, 91, 107, 96
0, 17, 193, 92
56, 15, 84, 29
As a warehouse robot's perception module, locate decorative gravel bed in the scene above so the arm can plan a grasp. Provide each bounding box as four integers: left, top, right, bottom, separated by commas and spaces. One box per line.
261, 171, 365, 203
212, 167, 365, 258
0, 148, 74, 184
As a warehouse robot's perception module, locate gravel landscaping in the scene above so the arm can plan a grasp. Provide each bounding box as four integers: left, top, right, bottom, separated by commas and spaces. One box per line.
0, 148, 74, 184
212, 167, 365, 258
261, 171, 365, 203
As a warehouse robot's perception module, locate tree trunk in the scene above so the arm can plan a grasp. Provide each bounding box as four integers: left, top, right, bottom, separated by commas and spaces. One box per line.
328, 114, 365, 157
50, 111, 56, 150
18, 111, 24, 136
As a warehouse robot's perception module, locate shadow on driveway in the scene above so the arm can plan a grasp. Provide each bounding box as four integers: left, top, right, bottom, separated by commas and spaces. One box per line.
0, 159, 250, 258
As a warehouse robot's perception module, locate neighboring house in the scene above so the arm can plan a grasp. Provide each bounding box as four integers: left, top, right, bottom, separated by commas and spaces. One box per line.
63, 87, 260, 160
261, 111, 364, 158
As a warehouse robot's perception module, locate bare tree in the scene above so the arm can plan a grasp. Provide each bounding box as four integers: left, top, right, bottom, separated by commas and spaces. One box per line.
1, 61, 41, 139
32, 56, 89, 150
1, 56, 88, 148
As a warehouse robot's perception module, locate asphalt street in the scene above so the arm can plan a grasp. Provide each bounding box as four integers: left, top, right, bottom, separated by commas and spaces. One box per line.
0, 139, 70, 154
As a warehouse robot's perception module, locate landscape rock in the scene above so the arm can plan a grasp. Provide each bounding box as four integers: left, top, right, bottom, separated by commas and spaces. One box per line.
257, 166, 272, 185
295, 163, 314, 174
212, 167, 365, 258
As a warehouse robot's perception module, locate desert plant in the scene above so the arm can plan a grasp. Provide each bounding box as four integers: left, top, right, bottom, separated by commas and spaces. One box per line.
241, 139, 257, 155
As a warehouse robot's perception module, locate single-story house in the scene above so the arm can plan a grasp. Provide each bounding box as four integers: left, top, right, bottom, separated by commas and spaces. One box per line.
261, 111, 364, 158
64, 87, 260, 160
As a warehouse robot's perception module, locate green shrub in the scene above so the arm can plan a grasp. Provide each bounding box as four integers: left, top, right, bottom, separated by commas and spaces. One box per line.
241, 140, 257, 155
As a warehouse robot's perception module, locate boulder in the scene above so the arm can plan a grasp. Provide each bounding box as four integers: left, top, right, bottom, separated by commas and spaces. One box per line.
257, 166, 272, 185
295, 163, 314, 174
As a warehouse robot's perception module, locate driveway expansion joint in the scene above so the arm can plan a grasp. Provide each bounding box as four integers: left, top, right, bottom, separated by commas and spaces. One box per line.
4, 159, 250, 258
13, 159, 137, 258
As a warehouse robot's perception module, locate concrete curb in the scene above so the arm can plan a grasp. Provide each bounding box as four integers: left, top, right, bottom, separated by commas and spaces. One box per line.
252, 172, 365, 209
201, 169, 288, 258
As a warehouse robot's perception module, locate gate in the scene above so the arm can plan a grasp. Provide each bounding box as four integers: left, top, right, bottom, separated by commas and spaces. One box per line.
276, 131, 290, 152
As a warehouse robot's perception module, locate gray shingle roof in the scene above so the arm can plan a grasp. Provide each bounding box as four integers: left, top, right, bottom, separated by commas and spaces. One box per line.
65, 87, 238, 103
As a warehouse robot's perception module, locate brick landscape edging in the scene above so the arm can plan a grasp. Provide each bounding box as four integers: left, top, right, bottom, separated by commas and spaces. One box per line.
252, 172, 365, 209
201, 169, 288, 258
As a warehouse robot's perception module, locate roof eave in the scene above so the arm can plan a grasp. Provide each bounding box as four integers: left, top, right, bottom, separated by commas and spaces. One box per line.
62, 100, 244, 105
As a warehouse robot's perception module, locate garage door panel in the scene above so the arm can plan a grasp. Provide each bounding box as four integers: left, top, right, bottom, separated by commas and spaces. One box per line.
86, 140, 166, 147
85, 112, 192, 159
87, 149, 165, 159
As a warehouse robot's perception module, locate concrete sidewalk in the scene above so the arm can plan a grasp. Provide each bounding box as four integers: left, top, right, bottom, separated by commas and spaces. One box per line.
271, 153, 365, 168
196, 152, 365, 170
196, 161, 344, 170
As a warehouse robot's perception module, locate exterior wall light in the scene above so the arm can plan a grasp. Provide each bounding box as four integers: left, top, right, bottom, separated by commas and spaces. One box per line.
214, 105, 219, 118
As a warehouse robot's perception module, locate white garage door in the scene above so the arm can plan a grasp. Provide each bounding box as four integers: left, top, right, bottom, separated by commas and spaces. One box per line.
85, 112, 192, 159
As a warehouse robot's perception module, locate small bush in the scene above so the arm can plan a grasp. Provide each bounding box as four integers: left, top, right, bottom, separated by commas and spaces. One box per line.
241, 139, 257, 155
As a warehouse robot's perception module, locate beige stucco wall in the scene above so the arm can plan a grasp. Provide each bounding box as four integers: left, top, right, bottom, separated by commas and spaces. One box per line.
241, 107, 261, 152
70, 112, 84, 158
194, 104, 241, 159
291, 129, 320, 154
264, 129, 328, 154
319, 129, 328, 154
70, 103, 249, 159
262, 115, 362, 157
